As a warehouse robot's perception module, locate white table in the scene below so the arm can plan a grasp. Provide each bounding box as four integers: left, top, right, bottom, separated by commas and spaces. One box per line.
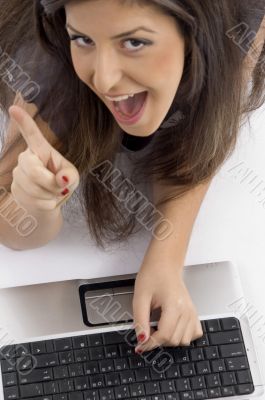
0, 104, 265, 392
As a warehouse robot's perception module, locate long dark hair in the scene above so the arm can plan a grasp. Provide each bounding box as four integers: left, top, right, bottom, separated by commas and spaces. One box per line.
0, 0, 265, 248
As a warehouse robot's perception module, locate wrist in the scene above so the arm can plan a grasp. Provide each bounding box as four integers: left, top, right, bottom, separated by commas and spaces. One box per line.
141, 242, 185, 277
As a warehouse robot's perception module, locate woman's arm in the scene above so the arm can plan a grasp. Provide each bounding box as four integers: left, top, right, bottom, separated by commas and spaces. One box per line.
141, 178, 212, 272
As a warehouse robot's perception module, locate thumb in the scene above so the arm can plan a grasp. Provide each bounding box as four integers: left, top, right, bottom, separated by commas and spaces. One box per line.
55, 166, 80, 191
132, 293, 152, 345
8, 104, 56, 168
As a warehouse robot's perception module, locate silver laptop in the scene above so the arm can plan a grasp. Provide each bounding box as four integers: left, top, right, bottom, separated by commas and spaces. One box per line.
0, 260, 263, 400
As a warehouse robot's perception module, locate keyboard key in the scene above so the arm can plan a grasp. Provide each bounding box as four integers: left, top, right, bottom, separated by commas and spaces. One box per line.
160, 379, 175, 393
235, 383, 254, 395
89, 347, 104, 361
68, 393, 83, 400
135, 368, 150, 382
205, 374, 220, 388
179, 391, 194, 400
207, 387, 221, 398
45, 340, 54, 353
205, 320, 221, 333
173, 349, 190, 363
58, 378, 74, 392
17, 356, 33, 371
83, 361, 99, 375
120, 370, 135, 384
114, 384, 130, 399
2, 372, 17, 387
102, 331, 125, 345
193, 334, 209, 347
3, 386, 19, 400
72, 336, 87, 349
221, 386, 236, 397
203, 347, 219, 360
68, 363, 84, 377
53, 395, 68, 400
35, 354, 59, 368
90, 374, 105, 389
209, 330, 243, 345
83, 389, 99, 400
165, 394, 180, 400
193, 389, 208, 399
99, 359, 114, 373
1, 346, 17, 360
190, 376, 206, 390
220, 371, 237, 385
43, 381, 59, 395
119, 344, 134, 357
225, 356, 249, 371
99, 387, 115, 400
31, 342, 46, 355
20, 383, 44, 398
74, 376, 89, 390
87, 334, 103, 347
165, 365, 180, 379
150, 369, 165, 380
236, 369, 252, 384
144, 381, 160, 395
53, 366, 69, 379
74, 349, 89, 362
19, 367, 53, 384
59, 351, 74, 365
181, 363, 196, 377
15, 344, 30, 358
53, 339, 72, 352
129, 382, 145, 396
175, 378, 191, 391
195, 361, 211, 375
129, 356, 145, 369
211, 359, 226, 373
105, 372, 120, 386
220, 318, 240, 331
190, 349, 204, 362
1, 359, 16, 373
104, 345, 119, 359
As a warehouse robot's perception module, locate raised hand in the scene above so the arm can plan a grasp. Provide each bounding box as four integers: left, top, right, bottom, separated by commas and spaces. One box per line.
9, 102, 80, 213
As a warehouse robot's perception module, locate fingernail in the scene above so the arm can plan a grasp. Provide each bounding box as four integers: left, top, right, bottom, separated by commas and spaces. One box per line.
135, 347, 143, 354
62, 176, 69, 184
137, 333, 146, 343
61, 188, 69, 196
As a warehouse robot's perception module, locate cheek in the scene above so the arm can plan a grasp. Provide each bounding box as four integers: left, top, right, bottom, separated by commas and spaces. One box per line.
70, 49, 89, 82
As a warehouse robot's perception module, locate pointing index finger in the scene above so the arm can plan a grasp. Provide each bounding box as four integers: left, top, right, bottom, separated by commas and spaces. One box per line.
8, 104, 52, 167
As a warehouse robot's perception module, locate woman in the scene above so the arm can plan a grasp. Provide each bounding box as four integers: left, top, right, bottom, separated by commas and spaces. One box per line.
0, 0, 264, 352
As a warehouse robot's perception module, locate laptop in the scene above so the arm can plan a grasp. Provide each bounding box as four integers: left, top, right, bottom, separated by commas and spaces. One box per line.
0, 260, 263, 400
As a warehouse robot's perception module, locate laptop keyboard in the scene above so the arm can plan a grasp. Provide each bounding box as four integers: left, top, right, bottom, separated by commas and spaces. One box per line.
0, 317, 255, 400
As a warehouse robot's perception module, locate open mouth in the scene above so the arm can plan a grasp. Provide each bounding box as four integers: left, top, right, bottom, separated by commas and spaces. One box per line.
110, 91, 148, 123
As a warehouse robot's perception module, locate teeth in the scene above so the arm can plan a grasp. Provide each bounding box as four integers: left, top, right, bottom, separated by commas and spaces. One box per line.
106, 93, 137, 102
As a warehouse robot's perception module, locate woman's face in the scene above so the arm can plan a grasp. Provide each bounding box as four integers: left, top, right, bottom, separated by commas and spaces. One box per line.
65, 0, 185, 136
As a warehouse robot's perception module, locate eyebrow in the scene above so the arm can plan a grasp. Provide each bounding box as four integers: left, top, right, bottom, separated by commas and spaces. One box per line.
65, 23, 157, 39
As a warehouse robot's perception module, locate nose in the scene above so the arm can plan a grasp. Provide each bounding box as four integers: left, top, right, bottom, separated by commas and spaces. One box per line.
90, 47, 123, 95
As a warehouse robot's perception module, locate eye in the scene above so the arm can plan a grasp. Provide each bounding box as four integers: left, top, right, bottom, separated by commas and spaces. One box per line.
69, 35, 92, 48
69, 34, 152, 52
123, 39, 151, 52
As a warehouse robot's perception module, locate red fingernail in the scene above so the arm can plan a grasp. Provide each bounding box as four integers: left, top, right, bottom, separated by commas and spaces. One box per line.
135, 348, 143, 354
62, 176, 69, 184
61, 188, 69, 196
137, 333, 146, 343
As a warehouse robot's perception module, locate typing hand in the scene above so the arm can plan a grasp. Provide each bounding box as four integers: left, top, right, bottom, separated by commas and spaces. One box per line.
9, 102, 80, 213
132, 260, 203, 353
